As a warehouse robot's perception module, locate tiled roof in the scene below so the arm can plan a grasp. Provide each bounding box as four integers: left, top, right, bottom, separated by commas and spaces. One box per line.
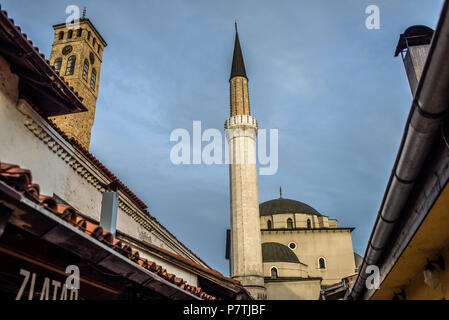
0, 6, 86, 116
45, 120, 210, 268
143, 241, 240, 285
0, 162, 216, 300
0, 4, 209, 268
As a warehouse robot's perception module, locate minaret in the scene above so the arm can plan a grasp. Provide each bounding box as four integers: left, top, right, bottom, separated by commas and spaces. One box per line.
48, 9, 107, 150
225, 24, 266, 300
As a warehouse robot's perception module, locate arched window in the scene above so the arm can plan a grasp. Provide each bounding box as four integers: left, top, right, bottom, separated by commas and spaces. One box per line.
87, 31, 91, 41
287, 218, 293, 229
267, 220, 272, 229
58, 31, 64, 40
54, 58, 62, 71
97, 44, 101, 54
65, 55, 76, 75
319, 257, 326, 269
307, 219, 311, 229
270, 267, 278, 279
68, 30, 73, 39
90, 68, 97, 89
77, 29, 82, 37
82, 59, 89, 81
93, 37, 96, 46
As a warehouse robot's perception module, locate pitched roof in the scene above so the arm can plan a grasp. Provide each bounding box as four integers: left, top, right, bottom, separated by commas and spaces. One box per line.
46, 119, 210, 268
142, 241, 240, 285
0, 162, 216, 300
0, 6, 86, 117
1, 5, 209, 269
230, 25, 247, 79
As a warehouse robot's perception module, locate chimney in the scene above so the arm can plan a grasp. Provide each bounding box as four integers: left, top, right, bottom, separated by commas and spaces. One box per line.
100, 181, 119, 236
395, 25, 434, 95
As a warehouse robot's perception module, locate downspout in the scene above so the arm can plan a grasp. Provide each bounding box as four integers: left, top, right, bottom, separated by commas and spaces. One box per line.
350, 0, 449, 299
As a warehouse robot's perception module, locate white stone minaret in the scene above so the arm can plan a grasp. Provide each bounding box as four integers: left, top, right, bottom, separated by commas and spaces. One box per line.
225, 24, 266, 300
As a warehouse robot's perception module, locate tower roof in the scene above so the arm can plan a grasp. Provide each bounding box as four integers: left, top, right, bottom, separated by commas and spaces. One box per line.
230, 23, 247, 80
53, 18, 108, 47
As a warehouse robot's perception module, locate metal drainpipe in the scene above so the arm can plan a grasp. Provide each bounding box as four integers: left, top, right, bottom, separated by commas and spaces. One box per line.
350, 0, 449, 299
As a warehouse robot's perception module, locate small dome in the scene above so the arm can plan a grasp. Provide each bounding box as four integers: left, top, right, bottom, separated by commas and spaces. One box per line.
259, 198, 321, 217
262, 242, 299, 263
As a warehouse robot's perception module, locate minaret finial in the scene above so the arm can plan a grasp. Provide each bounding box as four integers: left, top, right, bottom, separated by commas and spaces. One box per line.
230, 21, 247, 79
82, 7, 86, 19
280, 186, 282, 198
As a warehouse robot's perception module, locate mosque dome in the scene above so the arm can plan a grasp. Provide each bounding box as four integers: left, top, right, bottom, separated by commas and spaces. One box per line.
262, 242, 299, 263
259, 197, 321, 217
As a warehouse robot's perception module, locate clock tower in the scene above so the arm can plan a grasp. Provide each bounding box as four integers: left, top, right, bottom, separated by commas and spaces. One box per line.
48, 9, 107, 150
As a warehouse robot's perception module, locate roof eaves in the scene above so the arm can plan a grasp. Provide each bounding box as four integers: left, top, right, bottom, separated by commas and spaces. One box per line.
0, 6, 87, 116
0, 162, 216, 300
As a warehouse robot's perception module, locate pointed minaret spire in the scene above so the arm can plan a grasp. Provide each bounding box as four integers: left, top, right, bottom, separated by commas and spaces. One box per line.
82, 7, 86, 19
280, 186, 283, 198
230, 22, 247, 80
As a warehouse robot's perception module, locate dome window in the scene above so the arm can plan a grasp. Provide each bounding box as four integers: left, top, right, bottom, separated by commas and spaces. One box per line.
267, 220, 272, 229
287, 218, 293, 229
307, 219, 311, 229
270, 267, 278, 279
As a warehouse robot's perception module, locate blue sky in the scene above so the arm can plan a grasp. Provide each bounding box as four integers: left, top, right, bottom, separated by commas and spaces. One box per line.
2, 0, 444, 274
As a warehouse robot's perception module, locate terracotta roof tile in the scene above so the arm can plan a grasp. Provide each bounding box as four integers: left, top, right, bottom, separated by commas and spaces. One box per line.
0, 4, 208, 268
0, 162, 216, 300
44, 119, 210, 268
143, 241, 240, 285
0, 7, 85, 105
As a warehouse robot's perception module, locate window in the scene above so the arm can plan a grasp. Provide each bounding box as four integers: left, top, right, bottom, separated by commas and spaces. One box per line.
87, 31, 91, 41
93, 37, 96, 46
287, 218, 293, 229
319, 257, 326, 269
77, 29, 82, 37
58, 31, 64, 40
54, 58, 62, 71
68, 30, 73, 39
267, 220, 272, 230
82, 59, 89, 81
289, 242, 296, 250
97, 44, 101, 54
307, 219, 311, 229
270, 267, 278, 279
90, 68, 97, 89
65, 55, 76, 75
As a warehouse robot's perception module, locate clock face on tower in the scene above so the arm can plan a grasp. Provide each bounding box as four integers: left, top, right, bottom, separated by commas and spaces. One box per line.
89, 52, 95, 65
62, 45, 72, 55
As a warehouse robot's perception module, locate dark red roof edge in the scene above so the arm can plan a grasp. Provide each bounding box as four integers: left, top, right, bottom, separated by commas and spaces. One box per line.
0, 6, 86, 112
0, 4, 210, 269
45, 119, 211, 268
0, 162, 216, 300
